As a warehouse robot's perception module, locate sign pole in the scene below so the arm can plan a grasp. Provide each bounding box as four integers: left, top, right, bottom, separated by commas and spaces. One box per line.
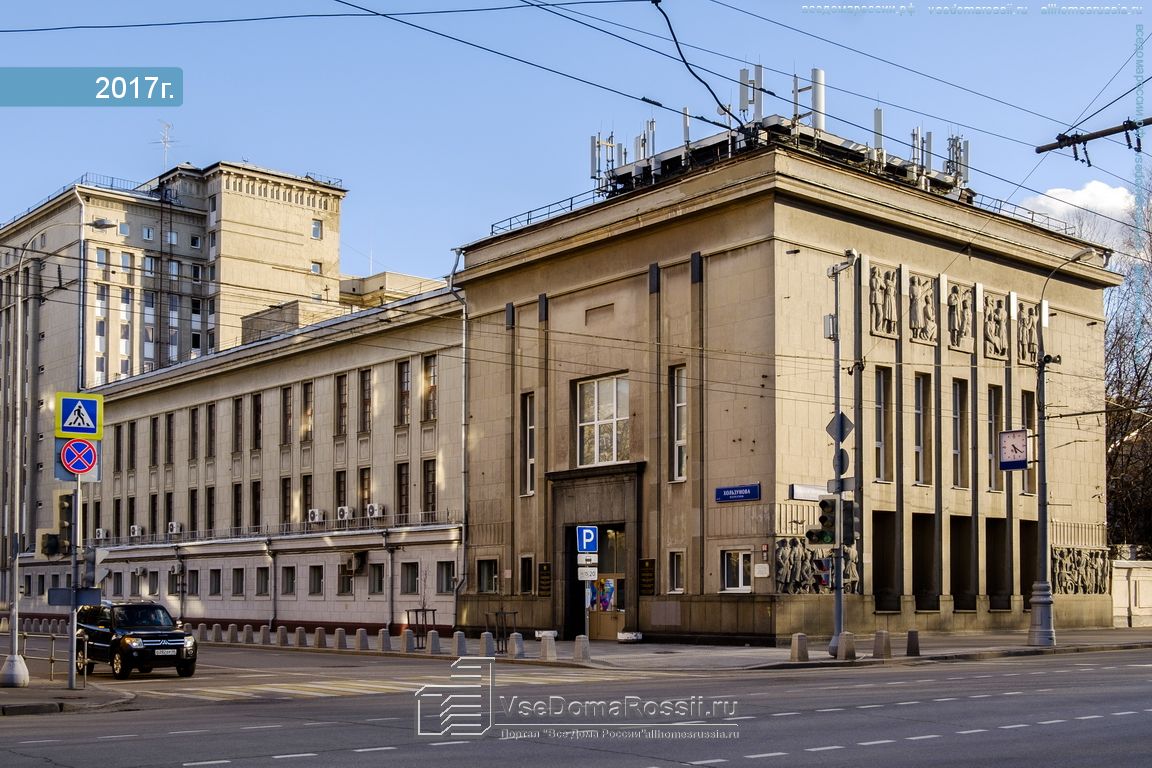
68, 475, 80, 690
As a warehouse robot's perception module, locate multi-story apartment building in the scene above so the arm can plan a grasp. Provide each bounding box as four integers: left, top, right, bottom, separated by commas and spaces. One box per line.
455, 117, 1121, 642
14, 287, 462, 630
2, 163, 346, 586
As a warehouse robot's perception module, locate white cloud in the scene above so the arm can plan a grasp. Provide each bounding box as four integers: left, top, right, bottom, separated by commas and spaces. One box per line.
1021, 181, 1134, 250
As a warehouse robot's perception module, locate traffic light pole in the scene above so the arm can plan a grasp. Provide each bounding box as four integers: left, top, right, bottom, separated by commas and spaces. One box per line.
826, 251, 857, 657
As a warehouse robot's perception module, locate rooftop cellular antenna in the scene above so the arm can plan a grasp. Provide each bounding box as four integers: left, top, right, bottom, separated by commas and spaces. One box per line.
739, 65, 765, 123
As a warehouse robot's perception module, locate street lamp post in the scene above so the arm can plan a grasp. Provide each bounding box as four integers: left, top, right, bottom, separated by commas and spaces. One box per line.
1, 217, 115, 688
1028, 247, 1097, 648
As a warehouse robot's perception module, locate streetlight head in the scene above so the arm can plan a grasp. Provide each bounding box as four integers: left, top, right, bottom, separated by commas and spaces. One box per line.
89, 219, 116, 230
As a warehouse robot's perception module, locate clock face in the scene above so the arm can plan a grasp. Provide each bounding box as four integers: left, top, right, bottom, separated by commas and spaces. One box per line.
998, 429, 1029, 469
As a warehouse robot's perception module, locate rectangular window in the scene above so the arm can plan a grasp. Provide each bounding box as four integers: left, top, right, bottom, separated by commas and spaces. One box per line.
988, 385, 1004, 491
251, 393, 262, 450
519, 555, 534, 594
118, 222, 130, 237
281, 566, 296, 595
309, 261, 322, 275
422, 355, 438, 421
143, 226, 154, 241
436, 561, 456, 594
114, 424, 123, 473
164, 412, 174, 465
128, 423, 137, 470
188, 488, 198, 533
721, 550, 752, 591
396, 361, 411, 425
129, 572, 141, 597
396, 463, 410, 524
875, 367, 893, 481
335, 470, 347, 510
255, 567, 269, 596
311, 219, 323, 239
250, 480, 262, 530
358, 467, 371, 514
671, 366, 688, 481
913, 373, 933, 484
189, 406, 199, 461
400, 562, 419, 594
358, 369, 372, 432
521, 392, 536, 494
166, 231, 178, 246
668, 550, 685, 593
577, 375, 630, 466
232, 482, 243, 531
369, 564, 386, 594
187, 569, 199, 597
422, 459, 437, 519
337, 561, 354, 596
143, 255, 156, 275
231, 567, 245, 597
280, 477, 292, 527
308, 565, 323, 596
209, 568, 221, 596
190, 235, 202, 250
302, 474, 313, 513
301, 381, 314, 442
232, 397, 243, 453
206, 486, 216, 532
280, 386, 293, 445
148, 571, 160, 597
335, 374, 348, 436
1022, 390, 1037, 494
120, 252, 133, 284
149, 416, 159, 468
477, 559, 499, 593
205, 403, 216, 458
953, 379, 971, 488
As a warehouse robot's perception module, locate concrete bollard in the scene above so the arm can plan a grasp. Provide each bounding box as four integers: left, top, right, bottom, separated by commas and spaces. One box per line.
378, 629, 392, 652
334, 628, 347, 650
260, 625, 271, 645
540, 634, 558, 661
313, 627, 328, 649
836, 631, 857, 661
356, 628, 369, 651
242, 625, 254, 644
403, 628, 416, 653
227, 624, 239, 644
198, 623, 209, 642
295, 626, 308, 647
277, 626, 289, 647
873, 630, 892, 659
452, 631, 467, 657
573, 634, 591, 663
790, 632, 809, 662
212, 623, 223, 643
509, 632, 525, 659
906, 629, 920, 657
480, 631, 495, 657
427, 630, 441, 655
32, 619, 42, 633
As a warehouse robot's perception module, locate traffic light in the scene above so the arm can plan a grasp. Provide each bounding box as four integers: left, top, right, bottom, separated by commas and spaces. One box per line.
814, 557, 831, 590
40, 532, 61, 557
841, 500, 857, 545
807, 496, 838, 545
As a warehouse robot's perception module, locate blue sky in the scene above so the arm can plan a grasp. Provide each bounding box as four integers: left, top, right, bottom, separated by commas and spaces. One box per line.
1, 1, 1146, 279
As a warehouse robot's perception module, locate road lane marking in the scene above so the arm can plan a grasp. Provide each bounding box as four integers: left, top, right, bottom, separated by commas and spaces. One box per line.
744, 753, 787, 759
1038, 720, 1066, 724
184, 762, 231, 767
771, 712, 799, 717
272, 754, 316, 759
933, 698, 958, 702
999, 725, 1029, 729
859, 740, 895, 746
242, 725, 283, 730
957, 729, 987, 734
689, 760, 728, 765
169, 730, 210, 735
430, 741, 470, 746
856, 705, 883, 709
970, 695, 992, 699
906, 735, 940, 741
805, 746, 844, 752
895, 701, 920, 706
816, 708, 844, 712
353, 747, 397, 753
98, 735, 138, 740
724, 716, 756, 721
1112, 711, 1138, 716
18, 740, 60, 744
1076, 715, 1103, 720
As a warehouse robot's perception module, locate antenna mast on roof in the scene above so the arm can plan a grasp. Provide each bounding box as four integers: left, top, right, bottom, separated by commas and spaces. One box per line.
155, 121, 175, 168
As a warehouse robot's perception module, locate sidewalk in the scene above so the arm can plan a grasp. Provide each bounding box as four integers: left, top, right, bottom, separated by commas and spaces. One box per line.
3, 626, 1151, 717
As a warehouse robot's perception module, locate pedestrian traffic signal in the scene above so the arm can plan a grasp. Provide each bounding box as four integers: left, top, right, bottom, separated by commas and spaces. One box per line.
814, 557, 831, 589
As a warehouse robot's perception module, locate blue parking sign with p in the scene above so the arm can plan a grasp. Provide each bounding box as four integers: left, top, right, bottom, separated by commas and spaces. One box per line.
576, 525, 598, 553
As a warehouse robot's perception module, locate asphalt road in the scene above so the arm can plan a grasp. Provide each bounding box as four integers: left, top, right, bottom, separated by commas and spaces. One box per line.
2, 647, 1150, 767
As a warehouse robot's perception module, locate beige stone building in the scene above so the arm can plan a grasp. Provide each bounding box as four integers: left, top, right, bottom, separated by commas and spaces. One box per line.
455, 118, 1121, 642
13, 286, 462, 630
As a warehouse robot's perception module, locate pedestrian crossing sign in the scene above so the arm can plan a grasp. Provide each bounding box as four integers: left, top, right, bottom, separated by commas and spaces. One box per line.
55, 392, 103, 440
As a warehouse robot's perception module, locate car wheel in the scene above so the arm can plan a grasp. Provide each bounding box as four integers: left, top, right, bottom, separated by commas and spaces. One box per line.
111, 651, 132, 680
176, 661, 196, 678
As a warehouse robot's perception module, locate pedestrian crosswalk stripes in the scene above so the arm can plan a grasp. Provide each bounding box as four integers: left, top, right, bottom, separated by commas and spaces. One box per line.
127, 668, 670, 703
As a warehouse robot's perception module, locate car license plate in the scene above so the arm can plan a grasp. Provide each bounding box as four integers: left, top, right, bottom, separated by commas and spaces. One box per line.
154, 648, 177, 656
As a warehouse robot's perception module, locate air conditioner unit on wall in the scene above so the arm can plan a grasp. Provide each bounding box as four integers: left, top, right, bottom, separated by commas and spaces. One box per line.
307, 509, 325, 523
365, 503, 384, 518
167, 521, 183, 534
129, 525, 144, 537
336, 506, 355, 521
95, 528, 107, 540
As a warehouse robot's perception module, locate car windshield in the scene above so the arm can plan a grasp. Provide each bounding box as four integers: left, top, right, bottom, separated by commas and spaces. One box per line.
113, 605, 175, 628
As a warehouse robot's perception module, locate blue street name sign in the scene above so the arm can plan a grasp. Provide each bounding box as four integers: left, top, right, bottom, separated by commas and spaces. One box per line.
715, 483, 762, 503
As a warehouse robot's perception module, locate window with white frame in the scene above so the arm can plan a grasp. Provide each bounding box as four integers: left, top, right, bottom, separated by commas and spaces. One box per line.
988, 385, 1004, 491
437, 560, 456, 593
875, 367, 893, 481
1022, 390, 1037, 493
952, 379, 970, 488
913, 373, 932, 484
477, 559, 499, 593
577, 375, 630, 466
521, 392, 535, 494
142, 226, 154, 241
668, 550, 685, 593
671, 366, 687, 480
721, 550, 752, 591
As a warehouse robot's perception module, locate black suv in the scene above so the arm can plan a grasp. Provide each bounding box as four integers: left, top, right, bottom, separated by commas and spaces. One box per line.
76, 601, 197, 679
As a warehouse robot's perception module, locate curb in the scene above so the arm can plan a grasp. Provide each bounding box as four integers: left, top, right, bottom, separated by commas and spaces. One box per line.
0, 683, 137, 717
